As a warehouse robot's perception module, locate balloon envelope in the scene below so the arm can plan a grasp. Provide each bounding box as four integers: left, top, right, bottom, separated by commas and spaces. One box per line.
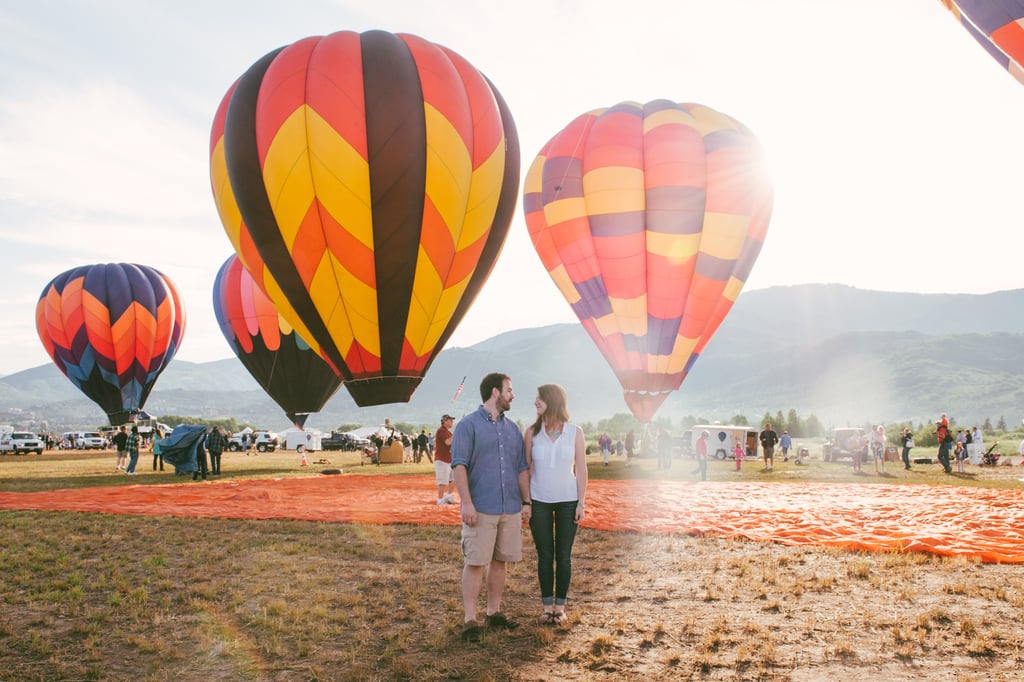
213, 255, 342, 428
941, 0, 1024, 84
524, 100, 772, 422
209, 30, 519, 406
35, 263, 186, 425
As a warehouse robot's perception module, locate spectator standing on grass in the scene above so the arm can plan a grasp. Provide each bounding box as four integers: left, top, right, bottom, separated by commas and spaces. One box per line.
695, 430, 709, 481
206, 426, 227, 477
124, 425, 141, 475
954, 441, 967, 473
900, 427, 914, 470
759, 423, 778, 471
151, 430, 164, 471
451, 372, 530, 642
935, 419, 953, 474
972, 426, 984, 466
114, 425, 128, 471
656, 427, 673, 470
871, 425, 886, 474
193, 428, 209, 481
733, 440, 744, 470
525, 383, 587, 627
433, 415, 456, 505
624, 430, 635, 468
599, 432, 612, 466
418, 429, 431, 463
780, 430, 792, 462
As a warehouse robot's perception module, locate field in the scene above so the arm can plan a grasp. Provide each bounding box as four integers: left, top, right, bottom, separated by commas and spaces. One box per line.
1, 447, 1023, 681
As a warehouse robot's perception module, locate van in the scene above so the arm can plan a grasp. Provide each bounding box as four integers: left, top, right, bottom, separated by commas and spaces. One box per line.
687, 425, 759, 460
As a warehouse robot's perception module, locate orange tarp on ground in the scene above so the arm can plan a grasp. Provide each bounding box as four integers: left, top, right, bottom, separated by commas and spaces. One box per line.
1, 475, 1023, 563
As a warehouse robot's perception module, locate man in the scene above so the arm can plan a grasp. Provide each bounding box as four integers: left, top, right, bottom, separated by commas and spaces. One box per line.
451, 373, 530, 642
417, 429, 431, 463
434, 415, 456, 505
113, 425, 128, 470
193, 428, 209, 481
779, 430, 792, 462
695, 430, 709, 481
759, 422, 779, 471
206, 426, 227, 476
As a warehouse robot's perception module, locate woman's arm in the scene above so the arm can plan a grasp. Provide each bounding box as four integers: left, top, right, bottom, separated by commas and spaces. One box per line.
574, 426, 588, 522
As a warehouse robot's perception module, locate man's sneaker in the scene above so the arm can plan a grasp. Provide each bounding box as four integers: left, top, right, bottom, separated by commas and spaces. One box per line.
460, 619, 482, 642
485, 612, 519, 630
436, 498, 450, 505
444, 493, 455, 503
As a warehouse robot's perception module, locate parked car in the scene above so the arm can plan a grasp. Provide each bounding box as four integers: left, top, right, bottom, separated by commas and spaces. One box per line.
822, 427, 868, 462
322, 431, 373, 452
0, 431, 45, 455
227, 431, 278, 452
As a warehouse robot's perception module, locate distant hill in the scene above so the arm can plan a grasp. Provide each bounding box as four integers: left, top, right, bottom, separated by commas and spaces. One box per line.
4, 285, 1024, 432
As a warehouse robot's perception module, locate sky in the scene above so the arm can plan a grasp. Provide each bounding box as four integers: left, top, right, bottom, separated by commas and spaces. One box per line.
2, 0, 1023, 377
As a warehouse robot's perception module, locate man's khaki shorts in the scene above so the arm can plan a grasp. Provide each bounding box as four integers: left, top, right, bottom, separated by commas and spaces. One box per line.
461, 512, 522, 566
434, 460, 453, 486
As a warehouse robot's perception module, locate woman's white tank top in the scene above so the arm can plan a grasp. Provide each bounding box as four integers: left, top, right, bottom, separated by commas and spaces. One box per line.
530, 423, 579, 503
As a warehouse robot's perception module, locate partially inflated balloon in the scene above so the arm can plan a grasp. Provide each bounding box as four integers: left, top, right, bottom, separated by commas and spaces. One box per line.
213, 255, 342, 428
524, 101, 772, 422
209, 30, 519, 406
941, 0, 1024, 84
35, 263, 186, 424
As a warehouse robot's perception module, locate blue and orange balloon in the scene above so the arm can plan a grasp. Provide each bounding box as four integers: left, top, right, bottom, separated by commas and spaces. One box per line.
35, 263, 186, 424
209, 30, 519, 406
941, 1, 1024, 84
525, 100, 773, 422
213, 255, 342, 428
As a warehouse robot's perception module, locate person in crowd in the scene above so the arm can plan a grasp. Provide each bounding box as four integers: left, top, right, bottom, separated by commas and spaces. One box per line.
193, 428, 209, 481
525, 383, 587, 626
900, 427, 914, 470
624, 429, 635, 468
954, 440, 967, 473
656, 427, 673, 470
417, 429, 431, 463
871, 425, 886, 474
759, 422, 778, 471
124, 425, 141, 475
695, 430, 709, 481
599, 432, 612, 466
780, 430, 792, 462
733, 440, 744, 470
152, 429, 164, 471
433, 415, 456, 505
451, 372, 530, 642
615, 436, 624, 458
935, 419, 953, 474
206, 426, 227, 477
964, 427, 974, 466
113, 425, 128, 471
972, 426, 984, 466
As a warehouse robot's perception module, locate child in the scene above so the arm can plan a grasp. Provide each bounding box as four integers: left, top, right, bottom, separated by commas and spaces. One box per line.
733, 441, 744, 470
954, 441, 966, 473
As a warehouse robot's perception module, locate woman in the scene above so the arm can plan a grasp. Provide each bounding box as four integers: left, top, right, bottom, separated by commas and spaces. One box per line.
525, 384, 587, 626
900, 427, 914, 471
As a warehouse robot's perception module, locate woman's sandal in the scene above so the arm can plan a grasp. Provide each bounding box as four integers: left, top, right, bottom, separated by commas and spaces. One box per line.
552, 611, 568, 626
540, 612, 555, 625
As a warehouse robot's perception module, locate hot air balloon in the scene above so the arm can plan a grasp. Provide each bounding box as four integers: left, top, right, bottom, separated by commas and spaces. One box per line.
213, 255, 342, 428
209, 30, 519, 406
940, 0, 1024, 84
35, 263, 186, 425
524, 101, 773, 422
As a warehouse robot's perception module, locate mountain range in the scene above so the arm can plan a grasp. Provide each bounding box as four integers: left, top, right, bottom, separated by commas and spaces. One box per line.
3, 284, 1023, 433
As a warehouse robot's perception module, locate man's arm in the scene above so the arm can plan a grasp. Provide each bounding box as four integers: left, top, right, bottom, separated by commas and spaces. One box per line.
453, 464, 476, 526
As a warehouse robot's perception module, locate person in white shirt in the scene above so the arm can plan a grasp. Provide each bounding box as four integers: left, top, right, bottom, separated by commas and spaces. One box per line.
524, 383, 587, 626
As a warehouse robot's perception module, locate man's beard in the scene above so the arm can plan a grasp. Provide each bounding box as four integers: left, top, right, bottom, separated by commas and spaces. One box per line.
497, 396, 511, 413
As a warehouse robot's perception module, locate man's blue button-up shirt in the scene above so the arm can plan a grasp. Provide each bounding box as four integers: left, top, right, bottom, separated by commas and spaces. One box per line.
451, 405, 527, 515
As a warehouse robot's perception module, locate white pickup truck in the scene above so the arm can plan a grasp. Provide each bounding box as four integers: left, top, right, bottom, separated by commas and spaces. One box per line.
0, 431, 45, 455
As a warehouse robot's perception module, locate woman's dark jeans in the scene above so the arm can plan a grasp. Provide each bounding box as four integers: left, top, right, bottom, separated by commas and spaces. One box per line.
529, 500, 579, 605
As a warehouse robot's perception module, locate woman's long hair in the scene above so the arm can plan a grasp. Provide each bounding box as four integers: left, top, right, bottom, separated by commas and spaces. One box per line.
530, 383, 570, 436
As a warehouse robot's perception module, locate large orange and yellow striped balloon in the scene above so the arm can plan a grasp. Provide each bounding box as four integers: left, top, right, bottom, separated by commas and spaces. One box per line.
524, 101, 773, 422
210, 30, 519, 406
